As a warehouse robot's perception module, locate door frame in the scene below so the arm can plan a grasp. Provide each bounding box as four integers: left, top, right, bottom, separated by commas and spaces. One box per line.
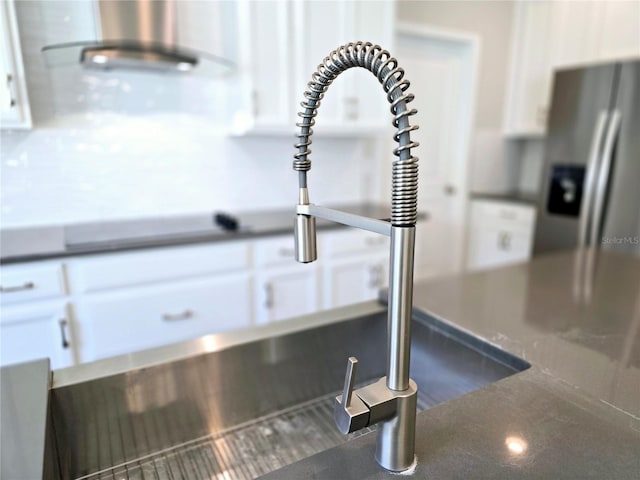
394, 22, 480, 275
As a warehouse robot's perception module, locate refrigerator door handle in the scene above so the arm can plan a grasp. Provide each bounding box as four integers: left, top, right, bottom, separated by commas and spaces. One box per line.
590, 109, 621, 249
577, 110, 609, 248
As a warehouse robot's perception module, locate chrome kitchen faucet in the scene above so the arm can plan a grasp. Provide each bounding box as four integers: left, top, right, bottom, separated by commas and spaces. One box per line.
292, 42, 420, 472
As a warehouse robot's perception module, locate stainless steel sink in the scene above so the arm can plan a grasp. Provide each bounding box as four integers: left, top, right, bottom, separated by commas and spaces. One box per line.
48, 309, 528, 480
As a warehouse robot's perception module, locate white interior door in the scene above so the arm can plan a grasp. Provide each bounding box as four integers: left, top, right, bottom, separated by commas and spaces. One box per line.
393, 28, 477, 280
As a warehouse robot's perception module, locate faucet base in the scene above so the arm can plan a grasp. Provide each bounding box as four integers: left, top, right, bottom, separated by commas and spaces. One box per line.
374, 378, 418, 472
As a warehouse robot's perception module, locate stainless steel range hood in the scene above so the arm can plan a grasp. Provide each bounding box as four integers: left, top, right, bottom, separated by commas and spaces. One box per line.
42, 0, 235, 75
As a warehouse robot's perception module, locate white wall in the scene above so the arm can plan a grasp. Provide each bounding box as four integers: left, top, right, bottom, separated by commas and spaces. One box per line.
0, 1, 381, 228
397, 0, 519, 193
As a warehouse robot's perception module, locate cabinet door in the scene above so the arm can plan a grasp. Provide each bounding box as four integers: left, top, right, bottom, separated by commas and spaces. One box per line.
292, 1, 346, 127
0, 0, 31, 129
292, 1, 394, 131
0, 301, 74, 369
244, 0, 292, 129
255, 264, 319, 324
596, 1, 640, 61
504, 1, 555, 136
76, 273, 253, 361
340, 0, 394, 128
467, 227, 533, 271
323, 254, 388, 309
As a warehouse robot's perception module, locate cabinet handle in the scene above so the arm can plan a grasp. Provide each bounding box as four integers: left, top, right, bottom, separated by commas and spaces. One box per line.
444, 184, 457, 196
498, 232, 512, 251
58, 319, 70, 349
252, 90, 259, 116
162, 309, 194, 321
6, 74, 16, 108
368, 265, 384, 289
0, 281, 35, 293
264, 283, 274, 309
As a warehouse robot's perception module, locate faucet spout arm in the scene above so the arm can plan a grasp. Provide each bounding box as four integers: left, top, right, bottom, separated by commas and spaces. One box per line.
296, 204, 391, 236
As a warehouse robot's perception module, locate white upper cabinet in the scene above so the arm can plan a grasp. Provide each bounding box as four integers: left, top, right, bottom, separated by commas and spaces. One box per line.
238, 0, 293, 132
504, 0, 640, 137
503, 1, 554, 137
595, 1, 640, 61
234, 0, 395, 135
0, 0, 31, 129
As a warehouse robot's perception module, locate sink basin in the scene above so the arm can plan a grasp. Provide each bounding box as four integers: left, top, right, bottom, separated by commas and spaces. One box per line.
49, 310, 528, 479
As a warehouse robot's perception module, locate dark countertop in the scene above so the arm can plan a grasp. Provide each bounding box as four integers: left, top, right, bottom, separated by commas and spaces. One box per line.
0, 202, 392, 264
263, 250, 640, 479
471, 190, 539, 205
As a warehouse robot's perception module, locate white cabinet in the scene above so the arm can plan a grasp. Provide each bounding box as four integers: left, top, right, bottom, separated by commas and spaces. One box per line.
323, 254, 387, 309
503, 1, 555, 137
0, 300, 74, 369
466, 200, 536, 271
0, 0, 31, 129
75, 273, 252, 361
0, 229, 394, 364
240, 0, 292, 131
0, 262, 66, 304
253, 235, 320, 324
595, 1, 640, 61
255, 264, 319, 324
66, 241, 251, 293
504, 0, 640, 137
235, 0, 395, 135
66, 241, 253, 362
0, 260, 73, 368
321, 229, 389, 309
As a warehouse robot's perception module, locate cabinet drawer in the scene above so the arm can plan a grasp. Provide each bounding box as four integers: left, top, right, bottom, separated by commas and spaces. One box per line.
0, 263, 66, 304
77, 273, 252, 361
467, 227, 533, 270
67, 242, 250, 293
471, 200, 536, 232
322, 230, 389, 258
254, 235, 299, 267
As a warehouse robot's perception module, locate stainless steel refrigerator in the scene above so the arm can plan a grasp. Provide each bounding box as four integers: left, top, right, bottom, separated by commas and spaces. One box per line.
534, 60, 640, 256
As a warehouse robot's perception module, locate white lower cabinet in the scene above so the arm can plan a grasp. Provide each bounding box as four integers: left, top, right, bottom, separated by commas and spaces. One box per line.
255, 264, 319, 325
322, 230, 389, 309
323, 254, 387, 309
0, 230, 395, 365
76, 272, 253, 362
466, 200, 536, 271
0, 300, 74, 369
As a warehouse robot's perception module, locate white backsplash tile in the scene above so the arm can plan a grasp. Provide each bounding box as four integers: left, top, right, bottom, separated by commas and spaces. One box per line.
1, 115, 378, 227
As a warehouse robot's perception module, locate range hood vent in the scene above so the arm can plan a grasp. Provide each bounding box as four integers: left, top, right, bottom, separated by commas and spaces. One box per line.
42, 0, 235, 75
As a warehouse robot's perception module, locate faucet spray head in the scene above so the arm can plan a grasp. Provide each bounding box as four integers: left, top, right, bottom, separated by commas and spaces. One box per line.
294, 187, 317, 263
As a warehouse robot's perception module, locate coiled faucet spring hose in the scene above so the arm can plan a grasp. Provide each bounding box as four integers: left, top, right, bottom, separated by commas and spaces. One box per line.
293, 41, 419, 227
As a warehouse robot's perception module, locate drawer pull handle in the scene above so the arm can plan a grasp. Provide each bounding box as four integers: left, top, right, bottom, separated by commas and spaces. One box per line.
498, 232, 512, 251
162, 310, 194, 321
265, 284, 274, 309
58, 319, 70, 349
0, 282, 35, 293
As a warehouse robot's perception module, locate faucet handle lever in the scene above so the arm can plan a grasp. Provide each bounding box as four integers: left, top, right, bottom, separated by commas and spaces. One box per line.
342, 357, 358, 407
335, 356, 370, 434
